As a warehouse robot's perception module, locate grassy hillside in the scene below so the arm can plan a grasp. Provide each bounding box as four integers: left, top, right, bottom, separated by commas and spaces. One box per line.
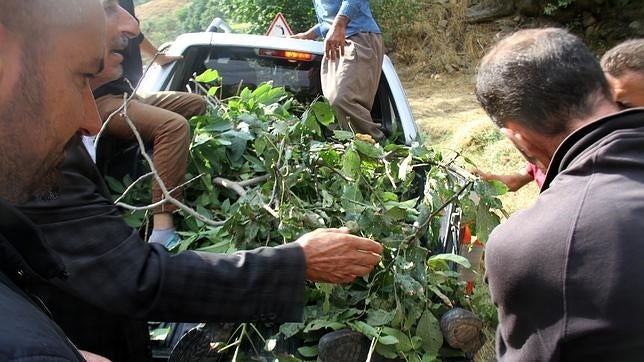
135, 0, 191, 46
136, 0, 189, 23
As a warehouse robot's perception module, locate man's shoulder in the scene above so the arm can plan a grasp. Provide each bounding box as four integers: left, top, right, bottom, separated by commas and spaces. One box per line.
486, 186, 583, 262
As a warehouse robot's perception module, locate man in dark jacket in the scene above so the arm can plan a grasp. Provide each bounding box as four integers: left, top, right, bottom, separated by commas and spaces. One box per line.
0, 0, 107, 360
17, 1, 383, 361
476, 28, 644, 360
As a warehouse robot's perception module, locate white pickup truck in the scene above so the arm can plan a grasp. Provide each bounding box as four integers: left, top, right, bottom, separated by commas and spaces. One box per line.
139, 29, 419, 145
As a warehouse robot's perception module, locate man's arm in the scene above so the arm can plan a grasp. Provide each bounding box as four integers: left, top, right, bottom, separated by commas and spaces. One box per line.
291, 25, 320, 40
139, 36, 182, 66
23, 138, 381, 322
472, 168, 534, 192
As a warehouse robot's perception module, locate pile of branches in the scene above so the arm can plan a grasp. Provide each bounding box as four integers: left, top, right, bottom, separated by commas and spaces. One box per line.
112, 74, 503, 360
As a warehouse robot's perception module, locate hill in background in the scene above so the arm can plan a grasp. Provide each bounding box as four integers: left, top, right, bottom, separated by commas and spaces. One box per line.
135, 0, 191, 46
136, 0, 189, 22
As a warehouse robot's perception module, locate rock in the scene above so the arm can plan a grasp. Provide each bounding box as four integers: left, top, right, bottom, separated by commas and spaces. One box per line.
466, 0, 515, 24
438, 19, 449, 29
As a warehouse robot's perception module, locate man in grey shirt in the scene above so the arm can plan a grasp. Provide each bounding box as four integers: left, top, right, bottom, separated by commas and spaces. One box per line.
477, 28, 644, 360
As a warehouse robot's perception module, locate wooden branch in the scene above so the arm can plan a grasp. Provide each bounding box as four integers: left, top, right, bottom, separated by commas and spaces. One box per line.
213, 176, 278, 219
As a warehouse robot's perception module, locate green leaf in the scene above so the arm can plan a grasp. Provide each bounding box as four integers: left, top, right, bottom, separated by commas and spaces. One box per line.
422, 352, 439, 362
366, 308, 397, 326
122, 211, 145, 228
382, 327, 413, 353
378, 335, 399, 345
297, 346, 318, 358
475, 201, 501, 243
416, 311, 442, 354
489, 180, 509, 195
428, 253, 471, 269
341, 184, 365, 213
428, 285, 453, 308
312, 101, 335, 126
202, 117, 232, 132
301, 109, 322, 136
279, 323, 305, 339
195, 68, 220, 83
342, 148, 361, 179
207, 86, 220, 97
304, 319, 345, 333
350, 321, 379, 339
316, 283, 334, 313
333, 130, 354, 141
375, 343, 399, 359
354, 140, 384, 159
105, 176, 126, 194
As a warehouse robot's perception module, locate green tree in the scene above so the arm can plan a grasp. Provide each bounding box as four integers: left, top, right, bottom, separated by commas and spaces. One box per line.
179, 0, 314, 34
177, 0, 226, 33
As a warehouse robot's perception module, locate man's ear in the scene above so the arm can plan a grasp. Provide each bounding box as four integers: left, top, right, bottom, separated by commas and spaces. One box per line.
500, 123, 550, 171
499, 126, 537, 159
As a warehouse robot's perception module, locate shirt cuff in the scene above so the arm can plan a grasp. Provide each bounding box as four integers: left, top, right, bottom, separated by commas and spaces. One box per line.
338, 2, 360, 21
312, 24, 323, 38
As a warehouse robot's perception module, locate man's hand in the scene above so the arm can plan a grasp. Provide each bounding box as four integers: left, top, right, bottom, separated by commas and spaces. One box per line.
154, 53, 183, 66
324, 16, 349, 61
291, 29, 318, 40
297, 228, 383, 284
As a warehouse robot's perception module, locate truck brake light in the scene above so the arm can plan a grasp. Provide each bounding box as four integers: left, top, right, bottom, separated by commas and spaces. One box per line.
259, 49, 313, 61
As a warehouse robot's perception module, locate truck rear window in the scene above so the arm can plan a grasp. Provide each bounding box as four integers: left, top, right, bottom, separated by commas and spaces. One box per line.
178, 46, 323, 103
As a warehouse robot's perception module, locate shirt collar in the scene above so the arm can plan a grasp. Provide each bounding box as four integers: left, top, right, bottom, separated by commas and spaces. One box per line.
542, 108, 644, 191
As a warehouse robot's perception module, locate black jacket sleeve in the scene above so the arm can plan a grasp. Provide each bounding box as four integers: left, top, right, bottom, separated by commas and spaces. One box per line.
20, 136, 306, 323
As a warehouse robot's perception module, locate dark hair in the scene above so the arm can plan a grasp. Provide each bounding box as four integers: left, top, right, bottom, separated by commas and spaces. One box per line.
475, 28, 612, 135
601, 39, 644, 76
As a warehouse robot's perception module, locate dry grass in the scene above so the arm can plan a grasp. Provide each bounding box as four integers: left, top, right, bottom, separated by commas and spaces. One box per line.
388, 1, 499, 76
136, 0, 190, 22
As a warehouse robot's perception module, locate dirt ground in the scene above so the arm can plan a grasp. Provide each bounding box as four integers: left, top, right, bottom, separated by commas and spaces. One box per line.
401, 71, 540, 213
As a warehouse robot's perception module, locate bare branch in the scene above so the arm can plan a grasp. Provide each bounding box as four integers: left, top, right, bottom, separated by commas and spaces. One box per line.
213, 176, 278, 219
114, 172, 154, 204
192, 80, 223, 108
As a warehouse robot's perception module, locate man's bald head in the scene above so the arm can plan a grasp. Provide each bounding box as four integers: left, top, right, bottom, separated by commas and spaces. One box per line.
476, 28, 612, 135
0, 0, 88, 36
0, 0, 102, 61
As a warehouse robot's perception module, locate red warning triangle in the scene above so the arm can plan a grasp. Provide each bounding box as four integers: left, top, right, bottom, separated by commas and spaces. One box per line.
266, 12, 293, 37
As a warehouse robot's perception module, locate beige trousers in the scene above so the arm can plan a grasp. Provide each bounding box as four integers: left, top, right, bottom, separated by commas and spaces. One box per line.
321, 32, 385, 140
95, 91, 206, 213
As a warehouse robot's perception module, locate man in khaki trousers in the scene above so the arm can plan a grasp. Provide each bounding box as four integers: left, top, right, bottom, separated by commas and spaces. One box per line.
93, 0, 205, 248
293, 0, 384, 141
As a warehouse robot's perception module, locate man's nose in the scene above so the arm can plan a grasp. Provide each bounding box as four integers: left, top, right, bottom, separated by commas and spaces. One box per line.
118, 4, 140, 38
